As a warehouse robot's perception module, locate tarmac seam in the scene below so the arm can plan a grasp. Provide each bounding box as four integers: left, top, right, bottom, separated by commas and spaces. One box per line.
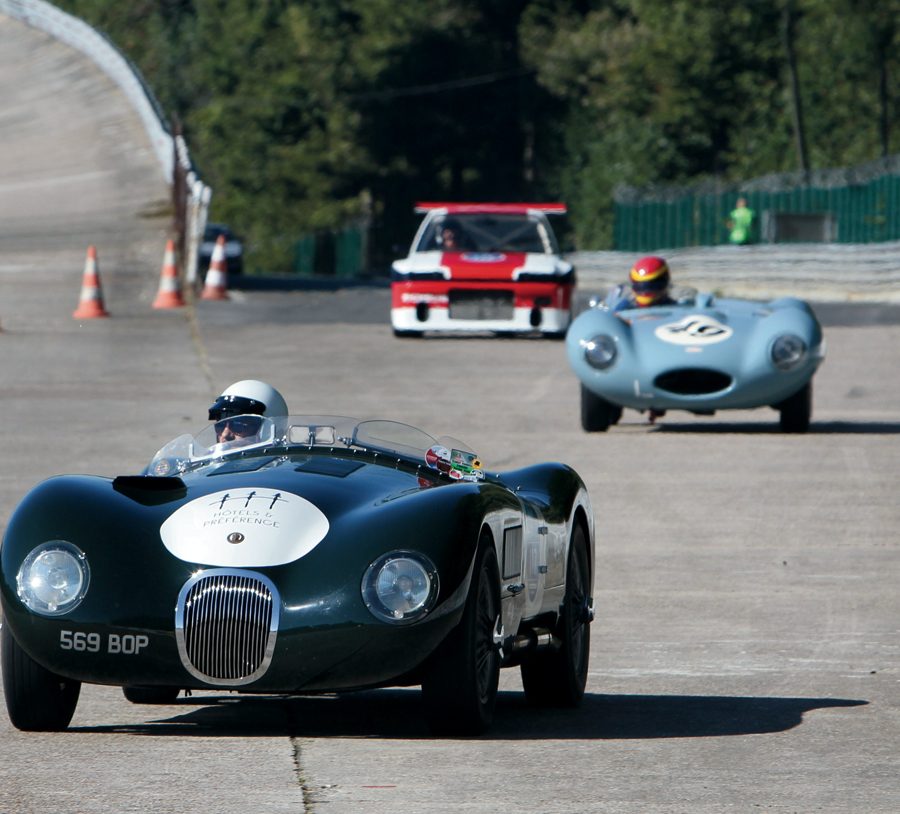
291, 737, 317, 813
183, 290, 217, 395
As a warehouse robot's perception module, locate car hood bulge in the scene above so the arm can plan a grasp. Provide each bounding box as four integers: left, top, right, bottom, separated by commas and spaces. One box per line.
621, 301, 767, 355
629, 309, 735, 345
157, 455, 453, 568
160, 487, 329, 567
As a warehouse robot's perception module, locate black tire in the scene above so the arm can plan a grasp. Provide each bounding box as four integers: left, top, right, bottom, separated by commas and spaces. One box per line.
520, 524, 592, 707
1, 622, 80, 731
778, 382, 812, 433
122, 686, 181, 704
421, 541, 501, 735
581, 384, 615, 432
393, 329, 423, 338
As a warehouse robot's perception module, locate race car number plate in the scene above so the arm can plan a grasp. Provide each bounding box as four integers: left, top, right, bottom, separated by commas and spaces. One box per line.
449, 291, 514, 320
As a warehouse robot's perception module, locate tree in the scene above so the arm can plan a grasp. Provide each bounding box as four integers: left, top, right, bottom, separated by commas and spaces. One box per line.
51, 0, 900, 256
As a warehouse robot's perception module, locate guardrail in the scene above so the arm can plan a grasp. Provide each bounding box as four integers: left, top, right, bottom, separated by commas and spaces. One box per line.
0, 0, 212, 280
0, 0, 173, 181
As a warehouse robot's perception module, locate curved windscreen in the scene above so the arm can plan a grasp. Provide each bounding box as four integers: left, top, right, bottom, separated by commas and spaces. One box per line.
146, 415, 481, 481
415, 213, 557, 254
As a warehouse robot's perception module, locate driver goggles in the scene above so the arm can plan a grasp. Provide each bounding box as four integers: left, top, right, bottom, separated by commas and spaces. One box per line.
214, 416, 264, 437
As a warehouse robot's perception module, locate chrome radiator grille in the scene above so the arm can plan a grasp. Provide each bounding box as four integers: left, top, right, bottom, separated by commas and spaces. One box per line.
175, 569, 280, 686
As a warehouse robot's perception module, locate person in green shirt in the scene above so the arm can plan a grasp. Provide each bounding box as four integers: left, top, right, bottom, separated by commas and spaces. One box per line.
727, 197, 755, 244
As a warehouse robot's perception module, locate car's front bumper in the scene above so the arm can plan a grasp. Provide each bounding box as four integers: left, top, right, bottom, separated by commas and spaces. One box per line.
391, 279, 572, 335
1, 589, 462, 693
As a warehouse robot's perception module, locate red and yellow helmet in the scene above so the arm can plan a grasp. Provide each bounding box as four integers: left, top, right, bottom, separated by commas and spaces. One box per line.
629, 256, 671, 307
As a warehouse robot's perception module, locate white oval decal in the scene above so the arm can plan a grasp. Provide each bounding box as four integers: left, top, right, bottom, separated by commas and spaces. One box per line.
160, 488, 329, 567
655, 314, 733, 345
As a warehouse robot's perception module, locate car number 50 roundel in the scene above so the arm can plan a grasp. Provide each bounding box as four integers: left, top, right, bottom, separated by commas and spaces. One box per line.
654, 314, 733, 346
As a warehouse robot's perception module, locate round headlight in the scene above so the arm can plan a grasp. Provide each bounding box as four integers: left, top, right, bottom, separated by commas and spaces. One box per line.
771, 334, 807, 370
581, 334, 617, 370
362, 551, 439, 624
17, 542, 90, 616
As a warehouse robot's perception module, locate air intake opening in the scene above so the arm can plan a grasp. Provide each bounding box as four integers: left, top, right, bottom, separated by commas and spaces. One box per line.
654, 368, 732, 395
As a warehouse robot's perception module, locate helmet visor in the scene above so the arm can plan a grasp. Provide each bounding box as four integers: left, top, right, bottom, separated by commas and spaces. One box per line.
208, 394, 265, 421
632, 274, 669, 295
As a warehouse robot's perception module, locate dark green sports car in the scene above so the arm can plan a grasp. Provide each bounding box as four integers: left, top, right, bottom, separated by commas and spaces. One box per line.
1, 415, 595, 735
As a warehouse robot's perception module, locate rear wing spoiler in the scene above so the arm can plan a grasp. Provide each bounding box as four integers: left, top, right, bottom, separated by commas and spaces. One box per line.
414, 202, 567, 215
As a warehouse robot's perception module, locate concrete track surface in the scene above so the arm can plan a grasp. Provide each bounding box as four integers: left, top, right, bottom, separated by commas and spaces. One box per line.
2, 11, 899, 814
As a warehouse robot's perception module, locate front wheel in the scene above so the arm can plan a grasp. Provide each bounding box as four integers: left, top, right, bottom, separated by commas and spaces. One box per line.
520, 524, 592, 707
778, 382, 812, 433
581, 384, 618, 432
421, 540, 501, 735
2, 622, 81, 731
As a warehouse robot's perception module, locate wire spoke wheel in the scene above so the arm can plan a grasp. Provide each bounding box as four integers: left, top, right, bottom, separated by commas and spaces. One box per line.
474, 571, 501, 706
422, 539, 501, 735
521, 524, 591, 707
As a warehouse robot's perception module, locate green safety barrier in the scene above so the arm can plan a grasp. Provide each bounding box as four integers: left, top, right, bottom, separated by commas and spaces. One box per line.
292, 224, 367, 277
614, 156, 900, 251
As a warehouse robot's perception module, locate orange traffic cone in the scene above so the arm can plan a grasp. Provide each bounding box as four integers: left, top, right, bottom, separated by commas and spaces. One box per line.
200, 234, 229, 300
73, 246, 110, 319
152, 239, 186, 309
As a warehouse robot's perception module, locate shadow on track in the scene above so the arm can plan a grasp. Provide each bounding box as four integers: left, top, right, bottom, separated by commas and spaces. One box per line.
651, 420, 900, 435
68, 690, 866, 740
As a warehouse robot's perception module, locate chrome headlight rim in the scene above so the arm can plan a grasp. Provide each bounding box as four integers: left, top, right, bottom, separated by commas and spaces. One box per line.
361, 550, 439, 625
16, 541, 90, 617
581, 334, 618, 370
771, 333, 808, 371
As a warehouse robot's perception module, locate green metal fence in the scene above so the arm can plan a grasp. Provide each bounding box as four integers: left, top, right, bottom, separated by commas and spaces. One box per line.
613, 155, 900, 251
292, 222, 368, 277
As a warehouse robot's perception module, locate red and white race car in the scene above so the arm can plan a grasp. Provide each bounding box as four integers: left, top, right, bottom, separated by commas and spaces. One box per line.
390, 202, 575, 337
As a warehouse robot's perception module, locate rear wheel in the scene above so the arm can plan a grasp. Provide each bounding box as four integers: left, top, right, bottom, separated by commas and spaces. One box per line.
581, 385, 617, 432
778, 382, 812, 433
122, 686, 181, 704
520, 524, 592, 707
422, 540, 501, 735
2, 622, 80, 731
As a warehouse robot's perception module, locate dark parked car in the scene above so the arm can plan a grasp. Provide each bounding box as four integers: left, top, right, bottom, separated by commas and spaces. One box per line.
199, 223, 244, 275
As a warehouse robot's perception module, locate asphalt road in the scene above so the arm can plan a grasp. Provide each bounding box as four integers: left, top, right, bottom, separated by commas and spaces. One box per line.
2, 10, 899, 814
2, 279, 899, 814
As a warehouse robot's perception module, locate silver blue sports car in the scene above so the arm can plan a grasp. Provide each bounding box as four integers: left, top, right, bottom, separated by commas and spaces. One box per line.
566, 287, 826, 432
